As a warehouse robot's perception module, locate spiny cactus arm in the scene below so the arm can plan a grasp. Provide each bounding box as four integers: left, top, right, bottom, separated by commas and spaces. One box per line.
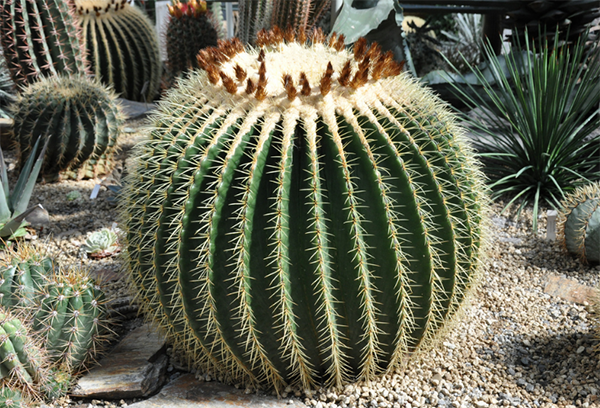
33, 284, 71, 349
61, 287, 96, 368
0, 321, 33, 383
266, 109, 316, 389
302, 110, 351, 388
0, 266, 17, 306
2, 319, 38, 381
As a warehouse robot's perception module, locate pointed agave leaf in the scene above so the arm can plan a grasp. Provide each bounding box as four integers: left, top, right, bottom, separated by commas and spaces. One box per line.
12, 137, 50, 217
0, 180, 11, 223
0, 144, 10, 208
0, 204, 43, 238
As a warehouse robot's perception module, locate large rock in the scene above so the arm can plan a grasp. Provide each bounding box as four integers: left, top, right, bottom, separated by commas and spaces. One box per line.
71, 324, 167, 399
127, 374, 307, 408
544, 274, 595, 304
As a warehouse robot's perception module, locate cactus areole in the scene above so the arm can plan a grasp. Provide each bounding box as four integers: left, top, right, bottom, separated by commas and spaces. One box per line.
122, 28, 488, 391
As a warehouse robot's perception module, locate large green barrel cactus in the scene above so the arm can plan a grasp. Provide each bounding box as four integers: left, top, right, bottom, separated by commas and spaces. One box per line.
166, 0, 219, 83
0, 0, 88, 87
74, 0, 161, 102
11, 75, 123, 181
558, 182, 600, 264
121, 30, 488, 391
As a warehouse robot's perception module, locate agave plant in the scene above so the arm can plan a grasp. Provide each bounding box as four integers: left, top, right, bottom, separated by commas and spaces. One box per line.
445, 30, 600, 231
0, 137, 49, 239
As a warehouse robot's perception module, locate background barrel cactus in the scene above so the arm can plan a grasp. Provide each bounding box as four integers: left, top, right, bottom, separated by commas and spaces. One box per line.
121, 29, 488, 391
11, 75, 123, 181
558, 182, 600, 264
0, 0, 88, 87
165, 0, 219, 84
74, 0, 161, 102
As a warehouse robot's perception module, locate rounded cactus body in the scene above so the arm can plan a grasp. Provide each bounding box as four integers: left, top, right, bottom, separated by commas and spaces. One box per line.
0, 0, 88, 87
11, 75, 123, 181
559, 182, 600, 264
121, 30, 488, 390
74, 0, 162, 102
31, 268, 106, 371
0, 386, 25, 408
166, 0, 219, 83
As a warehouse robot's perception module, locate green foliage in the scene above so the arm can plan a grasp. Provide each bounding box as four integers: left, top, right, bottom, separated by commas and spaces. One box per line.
40, 368, 71, 402
74, 0, 162, 102
0, 137, 48, 240
559, 182, 600, 264
121, 33, 488, 391
166, 0, 218, 84
0, 0, 88, 87
444, 30, 600, 232
11, 75, 123, 182
0, 386, 25, 408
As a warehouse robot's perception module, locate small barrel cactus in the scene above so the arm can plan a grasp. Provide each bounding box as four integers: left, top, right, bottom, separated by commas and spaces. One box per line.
121, 29, 488, 390
11, 75, 123, 181
558, 182, 600, 264
0, 0, 88, 87
0, 386, 25, 408
31, 267, 107, 371
166, 0, 219, 83
74, 0, 162, 102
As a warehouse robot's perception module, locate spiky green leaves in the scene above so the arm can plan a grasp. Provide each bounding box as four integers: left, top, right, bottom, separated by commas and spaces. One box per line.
11, 75, 123, 182
0, 0, 88, 87
559, 182, 600, 264
74, 0, 161, 102
121, 33, 488, 391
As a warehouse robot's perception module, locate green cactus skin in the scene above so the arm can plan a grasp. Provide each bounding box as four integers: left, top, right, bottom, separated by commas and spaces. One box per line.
559, 182, 600, 264
0, 310, 45, 388
0, 257, 54, 308
31, 268, 106, 371
0, 0, 88, 87
39, 367, 71, 401
0, 386, 25, 408
11, 75, 123, 182
166, 0, 219, 84
74, 0, 162, 102
121, 32, 488, 391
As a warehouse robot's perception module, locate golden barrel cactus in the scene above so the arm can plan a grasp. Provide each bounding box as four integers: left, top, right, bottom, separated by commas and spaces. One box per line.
121, 28, 489, 391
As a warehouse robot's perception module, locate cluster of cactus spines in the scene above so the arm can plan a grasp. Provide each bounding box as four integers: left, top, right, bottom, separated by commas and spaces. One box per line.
121, 28, 488, 391
0, 256, 54, 308
11, 75, 123, 181
0, 309, 46, 396
236, 0, 330, 44
0, 385, 25, 408
0, 0, 88, 87
31, 267, 107, 371
558, 182, 600, 264
166, 0, 219, 83
74, 0, 161, 102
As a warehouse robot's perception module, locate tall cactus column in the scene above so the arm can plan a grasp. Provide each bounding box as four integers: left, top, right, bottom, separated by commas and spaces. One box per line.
121, 29, 489, 392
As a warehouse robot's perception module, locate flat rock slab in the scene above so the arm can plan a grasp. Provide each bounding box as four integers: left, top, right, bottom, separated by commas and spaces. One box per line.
72, 324, 167, 399
127, 374, 306, 408
118, 98, 157, 119
544, 274, 596, 304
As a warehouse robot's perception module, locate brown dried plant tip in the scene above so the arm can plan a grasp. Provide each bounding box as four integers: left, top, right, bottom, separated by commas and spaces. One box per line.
258, 61, 267, 85
255, 83, 267, 101
220, 71, 237, 94
234, 64, 247, 82
334, 34, 346, 52
320, 62, 334, 96
298, 28, 307, 44
284, 26, 295, 43
245, 78, 256, 95
258, 49, 266, 63
256, 29, 269, 47
283, 74, 297, 101
365, 42, 382, 61
339, 60, 352, 87
353, 37, 367, 61
299, 72, 311, 96
271, 26, 284, 44
311, 28, 326, 45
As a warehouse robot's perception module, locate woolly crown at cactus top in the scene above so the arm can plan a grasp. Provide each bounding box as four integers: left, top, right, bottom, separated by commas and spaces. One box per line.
122, 27, 488, 391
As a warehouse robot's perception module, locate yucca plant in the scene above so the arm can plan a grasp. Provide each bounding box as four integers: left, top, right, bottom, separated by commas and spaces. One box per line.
121, 29, 488, 391
445, 29, 600, 232
0, 137, 48, 240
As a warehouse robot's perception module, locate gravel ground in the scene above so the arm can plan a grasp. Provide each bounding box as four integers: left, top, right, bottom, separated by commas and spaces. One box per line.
4, 118, 598, 408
